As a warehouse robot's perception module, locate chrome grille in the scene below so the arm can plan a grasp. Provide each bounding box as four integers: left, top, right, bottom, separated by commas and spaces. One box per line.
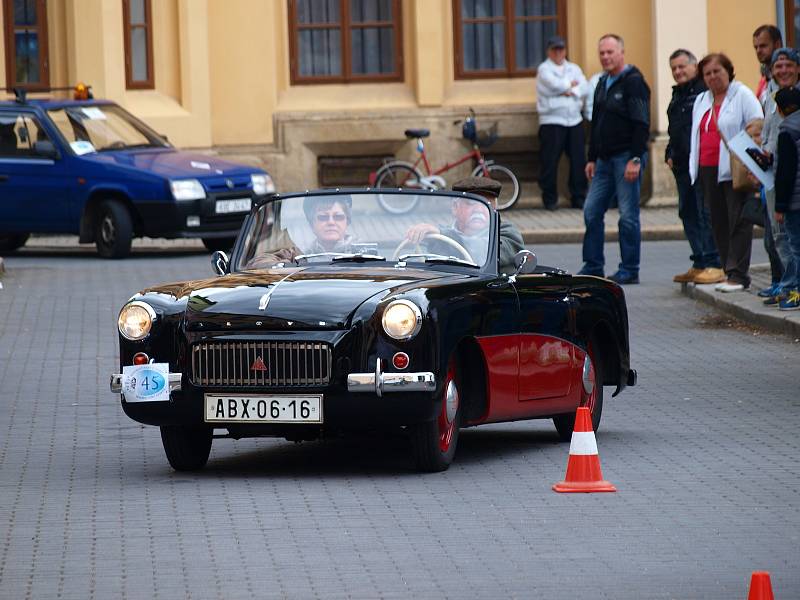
191, 341, 332, 387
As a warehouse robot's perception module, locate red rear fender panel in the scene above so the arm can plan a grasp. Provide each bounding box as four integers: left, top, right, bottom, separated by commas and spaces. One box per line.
475, 334, 584, 424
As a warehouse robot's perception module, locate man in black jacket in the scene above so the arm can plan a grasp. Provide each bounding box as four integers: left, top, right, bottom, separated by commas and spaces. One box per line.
665, 49, 723, 285
579, 34, 650, 284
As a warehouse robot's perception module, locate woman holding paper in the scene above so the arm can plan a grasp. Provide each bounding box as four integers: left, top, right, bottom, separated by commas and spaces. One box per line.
689, 53, 763, 292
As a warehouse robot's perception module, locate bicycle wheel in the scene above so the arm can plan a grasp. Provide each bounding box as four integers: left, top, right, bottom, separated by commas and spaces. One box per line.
374, 162, 423, 214
471, 163, 520, 211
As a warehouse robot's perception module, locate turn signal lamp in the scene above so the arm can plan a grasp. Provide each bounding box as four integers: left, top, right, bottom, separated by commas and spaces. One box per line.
392, 352, 409, 370
73, 82, 91, 100
133, 352, 150, 365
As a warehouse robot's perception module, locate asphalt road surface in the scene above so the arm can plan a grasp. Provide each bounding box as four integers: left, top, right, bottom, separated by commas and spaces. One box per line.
1, 240, 798, 600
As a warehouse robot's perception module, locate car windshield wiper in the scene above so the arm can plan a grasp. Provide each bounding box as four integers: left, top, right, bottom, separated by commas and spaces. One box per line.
331, 253, 387, 263
398, 253, 478, 268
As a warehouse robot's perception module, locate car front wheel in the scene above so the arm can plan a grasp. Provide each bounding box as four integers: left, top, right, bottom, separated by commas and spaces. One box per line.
0, 233, 29, 253
95, 200, 133, 258
553, 340, 604, 441
160, 425, 213, 471
410, 359, 462, 472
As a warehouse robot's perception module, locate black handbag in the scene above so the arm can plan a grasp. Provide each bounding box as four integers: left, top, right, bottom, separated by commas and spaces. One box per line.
740, 194, 765, 228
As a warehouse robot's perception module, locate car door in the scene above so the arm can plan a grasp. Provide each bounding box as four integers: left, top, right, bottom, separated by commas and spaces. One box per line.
0, 109, 74, 232
513, 272, 580, 414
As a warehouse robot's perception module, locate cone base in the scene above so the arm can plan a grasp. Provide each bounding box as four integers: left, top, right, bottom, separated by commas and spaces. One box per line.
552, 480, 617, 493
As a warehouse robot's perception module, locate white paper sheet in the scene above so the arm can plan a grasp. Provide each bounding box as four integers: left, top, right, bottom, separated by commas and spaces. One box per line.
727, 130, 775, 190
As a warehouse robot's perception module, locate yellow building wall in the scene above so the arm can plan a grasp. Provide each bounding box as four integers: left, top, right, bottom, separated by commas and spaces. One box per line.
707, 0, 777, 92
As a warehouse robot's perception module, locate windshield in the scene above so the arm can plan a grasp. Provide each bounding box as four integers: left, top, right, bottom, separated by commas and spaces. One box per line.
234, 193, 494, 271
47, 104, 168, 154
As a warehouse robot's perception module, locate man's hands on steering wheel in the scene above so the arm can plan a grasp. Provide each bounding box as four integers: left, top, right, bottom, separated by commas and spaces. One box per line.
395, 224, 474, 263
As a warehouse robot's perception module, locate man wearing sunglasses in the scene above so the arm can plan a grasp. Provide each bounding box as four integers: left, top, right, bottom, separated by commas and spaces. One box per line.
303, 197, 355, 253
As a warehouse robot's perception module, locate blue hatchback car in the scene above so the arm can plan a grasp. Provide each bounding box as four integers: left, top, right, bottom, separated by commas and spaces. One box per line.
0, 87, 275, 258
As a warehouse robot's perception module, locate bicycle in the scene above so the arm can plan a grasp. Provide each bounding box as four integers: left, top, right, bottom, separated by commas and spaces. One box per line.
369, 109, 521, 214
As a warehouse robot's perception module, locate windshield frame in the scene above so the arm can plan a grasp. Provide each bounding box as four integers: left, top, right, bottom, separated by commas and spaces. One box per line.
45, 101, 171, 155
228, 189, 500, 275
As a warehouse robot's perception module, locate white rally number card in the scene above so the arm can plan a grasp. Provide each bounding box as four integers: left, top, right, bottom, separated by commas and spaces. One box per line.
121, 363, 170, 402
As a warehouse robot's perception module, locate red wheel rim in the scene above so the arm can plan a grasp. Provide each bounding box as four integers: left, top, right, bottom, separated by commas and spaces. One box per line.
438, 367, 458, 452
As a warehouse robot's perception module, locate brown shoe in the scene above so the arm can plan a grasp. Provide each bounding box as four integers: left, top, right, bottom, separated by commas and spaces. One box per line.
693, 267, 726, 284
673, 267, 703, 283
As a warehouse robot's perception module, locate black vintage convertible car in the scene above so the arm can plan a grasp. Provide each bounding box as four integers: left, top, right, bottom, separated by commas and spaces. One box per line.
111, 189, 636, 472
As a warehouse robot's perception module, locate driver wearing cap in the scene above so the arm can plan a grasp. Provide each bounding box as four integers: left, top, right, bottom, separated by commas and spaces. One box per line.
404, 176, 524, 273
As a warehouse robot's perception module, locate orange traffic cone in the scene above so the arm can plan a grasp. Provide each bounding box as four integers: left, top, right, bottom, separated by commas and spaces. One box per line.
747, 571, 774, 600
553, 406, 616, 493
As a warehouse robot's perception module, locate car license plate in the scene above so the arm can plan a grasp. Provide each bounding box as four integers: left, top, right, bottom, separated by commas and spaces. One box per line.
215, 198, 251, 214
204, 394, 323, 424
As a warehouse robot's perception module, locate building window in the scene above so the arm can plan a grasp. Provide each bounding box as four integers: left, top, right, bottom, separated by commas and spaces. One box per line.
2, 0, 49, 89
289, 0, 403, 84
453, 0, 566, 79
123, 0, 154, 89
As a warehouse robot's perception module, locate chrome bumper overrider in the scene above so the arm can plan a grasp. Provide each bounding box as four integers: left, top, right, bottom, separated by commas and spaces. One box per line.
110, 372, 183, 394
347, 359, 436, 397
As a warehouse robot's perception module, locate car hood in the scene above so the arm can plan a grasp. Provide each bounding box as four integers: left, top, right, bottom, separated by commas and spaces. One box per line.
139, 266, 460, 330
83, 148, 262, 180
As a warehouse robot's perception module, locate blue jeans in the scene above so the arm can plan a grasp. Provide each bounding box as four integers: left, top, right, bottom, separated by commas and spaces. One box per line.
765, 187, 795, 290
581, 152, 646, 276
675, 169, 720, 269
783, 210, 800, 291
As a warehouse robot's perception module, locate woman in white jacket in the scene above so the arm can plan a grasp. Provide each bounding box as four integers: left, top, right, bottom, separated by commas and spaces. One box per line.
689, 53, 763, 292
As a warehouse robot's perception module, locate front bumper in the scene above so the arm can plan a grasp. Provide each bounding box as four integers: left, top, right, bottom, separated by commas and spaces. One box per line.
347, 359, 436, 397
111, 362, 436, 398
110, 372, 183, 393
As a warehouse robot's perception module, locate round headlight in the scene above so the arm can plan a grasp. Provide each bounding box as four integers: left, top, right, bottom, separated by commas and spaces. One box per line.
382, 300, 422, 340
118, 301, 156, 341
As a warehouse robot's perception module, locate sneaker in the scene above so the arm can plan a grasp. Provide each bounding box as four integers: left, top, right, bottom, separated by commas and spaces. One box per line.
779, 290, 800, 310
608, 271, 639, 285
717, 281, 745, 293
714, 280, 729, 291
577, 268, 604, 277
757, 284, 780, 298
763, 293, 785, 307
693, 267, 726, 284
673, 267, 703, 283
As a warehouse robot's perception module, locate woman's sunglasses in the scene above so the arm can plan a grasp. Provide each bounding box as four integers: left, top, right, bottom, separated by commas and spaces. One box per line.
316, 212, 347, 223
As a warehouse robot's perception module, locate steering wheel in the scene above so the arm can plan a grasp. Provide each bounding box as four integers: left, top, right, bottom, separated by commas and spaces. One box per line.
393, 233, 474, 263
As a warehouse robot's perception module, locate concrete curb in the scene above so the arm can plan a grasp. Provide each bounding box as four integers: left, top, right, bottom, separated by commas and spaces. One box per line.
682, 282, 800, 339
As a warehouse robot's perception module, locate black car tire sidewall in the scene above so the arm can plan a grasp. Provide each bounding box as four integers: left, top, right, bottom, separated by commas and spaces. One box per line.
159, 425, 213, 471
553, 341, 604, 441
410, 359, 462, 472
95, 200, 133, 259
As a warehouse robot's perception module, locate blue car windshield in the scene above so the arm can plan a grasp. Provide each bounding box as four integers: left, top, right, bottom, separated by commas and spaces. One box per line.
235, 193, 494, 271
47, 104, 168, 154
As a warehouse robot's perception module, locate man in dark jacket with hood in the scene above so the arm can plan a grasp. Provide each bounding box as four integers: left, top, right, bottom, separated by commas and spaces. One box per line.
665, 48, 723, 285
580, 34, 650, 284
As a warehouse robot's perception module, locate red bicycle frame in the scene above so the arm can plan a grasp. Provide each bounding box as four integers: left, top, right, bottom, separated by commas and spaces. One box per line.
411, 140, 490, 178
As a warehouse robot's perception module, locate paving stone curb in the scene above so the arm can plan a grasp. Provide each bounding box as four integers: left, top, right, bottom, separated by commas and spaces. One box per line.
682, 281, 800, 338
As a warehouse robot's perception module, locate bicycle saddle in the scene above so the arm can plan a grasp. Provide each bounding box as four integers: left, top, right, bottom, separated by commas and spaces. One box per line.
404, 128, 430, 139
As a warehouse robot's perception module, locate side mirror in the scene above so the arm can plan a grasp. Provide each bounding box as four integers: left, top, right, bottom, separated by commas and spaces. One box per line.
513, 250, 537, 275
33, 140, 59, 160
211, 250, 229, 276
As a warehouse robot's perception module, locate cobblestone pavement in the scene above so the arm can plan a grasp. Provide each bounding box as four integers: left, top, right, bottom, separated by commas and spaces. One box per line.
1, 241, 798, 599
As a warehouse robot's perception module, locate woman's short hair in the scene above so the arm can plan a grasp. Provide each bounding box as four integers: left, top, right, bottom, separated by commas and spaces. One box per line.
698, 53, 735, 81
303, 197, 352, 225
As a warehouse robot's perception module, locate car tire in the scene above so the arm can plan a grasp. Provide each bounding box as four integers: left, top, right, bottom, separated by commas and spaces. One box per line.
160, 425, 213, 471
410, 358, 462, 472
553, 340, 604, 442
95, 200, 133, 259
0, 233, 29, 253
202, 237, 236, 253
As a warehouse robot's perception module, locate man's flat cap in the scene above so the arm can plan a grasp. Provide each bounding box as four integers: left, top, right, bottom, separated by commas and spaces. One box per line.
452, 176, 502, 198
546, 35, 566, 49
